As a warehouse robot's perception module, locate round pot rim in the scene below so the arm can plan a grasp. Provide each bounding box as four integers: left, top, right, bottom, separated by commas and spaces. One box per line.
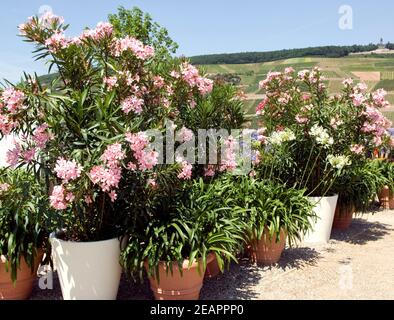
145, 253, 215, 270
49, 232, 121, 245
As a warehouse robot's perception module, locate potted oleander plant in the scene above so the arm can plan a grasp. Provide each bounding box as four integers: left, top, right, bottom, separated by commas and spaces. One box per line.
3, 8, 218, 300
254, 68, 391, 242
0, 168, 50, 300
120, 178, 245, 300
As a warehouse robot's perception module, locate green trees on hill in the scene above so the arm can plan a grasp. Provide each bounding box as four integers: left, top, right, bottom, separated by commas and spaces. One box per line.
190, 44, 379, 65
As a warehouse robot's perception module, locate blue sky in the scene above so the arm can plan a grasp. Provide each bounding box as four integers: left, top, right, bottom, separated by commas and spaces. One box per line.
1, 0, 393, 81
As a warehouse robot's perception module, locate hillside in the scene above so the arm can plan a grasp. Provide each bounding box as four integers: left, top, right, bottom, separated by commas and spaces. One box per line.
203, 55, 394, 126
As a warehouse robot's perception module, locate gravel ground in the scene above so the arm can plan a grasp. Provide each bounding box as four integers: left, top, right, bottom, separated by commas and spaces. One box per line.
30, 208, 394, 300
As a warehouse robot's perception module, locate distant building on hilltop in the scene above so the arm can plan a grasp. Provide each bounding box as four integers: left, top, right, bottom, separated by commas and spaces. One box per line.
378, 38, 385, 49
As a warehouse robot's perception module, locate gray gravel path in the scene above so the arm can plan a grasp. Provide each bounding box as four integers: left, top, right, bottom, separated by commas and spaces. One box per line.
30, 209, 394, 300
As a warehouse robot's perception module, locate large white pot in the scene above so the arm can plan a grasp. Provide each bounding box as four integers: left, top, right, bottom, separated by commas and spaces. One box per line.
50, 233, 122, 300
303, 194, 338, 244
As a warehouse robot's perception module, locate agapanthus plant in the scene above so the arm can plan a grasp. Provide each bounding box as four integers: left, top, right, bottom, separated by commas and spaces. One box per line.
252, 67, 392, 196
0, 11, 243, 241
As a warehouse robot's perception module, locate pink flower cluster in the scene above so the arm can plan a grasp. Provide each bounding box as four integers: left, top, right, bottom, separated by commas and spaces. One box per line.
32, 123, 52, 149
100, 143, 125, 168
203, 165, 216, 177
81, 22, 113, 41
5, 142, 21, 167
0, 114, 16, 135
177, 158, 193, 180
361, 106, 392, 146
121, 96, 144, 114
256, 98, 268, 115
103, 76, 118, 90
54, 157, 83, 183
89, 143, 125, 200
179, 63, 213, 96
176, 127, 194, 142
45, 32, 69, 53
1, 88, 25, 114
112, 36, 155, 60
89, 165, 122, 193
0, 183, 10, 193
372, 89, 390, 108
220, 136, 237, 172
125, 132, 159, 171
50, 185, 74, 210
350, 144, 364, 155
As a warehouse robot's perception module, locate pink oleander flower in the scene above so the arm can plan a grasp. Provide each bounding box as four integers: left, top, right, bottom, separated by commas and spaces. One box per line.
372, 89, 390, 108
101, 143, 125, 168
22, 148, 36, 163
196, 77, 213, 95
5, 142, 21, 167
108, 191, 117, 202
153, 76, 165, 89
84, 195, 93, 204
32, 123, 51, 149
350, 144, 364, 155
285, 67, 295, 74
373, 136, 383, 146
170, 70, 180, 79
127, 162, 137, 171
147, 178, 158, 189
125, 132, 148, 152
256, 97, 268, 115
112, 36, 154, 60
177, 158, 193, 180
342, 78, 353, 86
295, 114, 309, 124
45, 32, 69, 53
356, 83, 368, 93
54, 158, 83, 183
103, 76, 118, 90
330, 117, 344, 129
0, 183, 10, 192
351, 93, 366, 107
259, 71, 282, 88
89, 165, 121, 192
204, 165, 216, 177
220, 136, 237, 172
121, 96, 144, 114
1, 88, 25, 114
302, 94, 311, 101
50, 185, 68, 210
177, 127, 194, 142
297, 69, 310, 80
0, 114, 16, 135
39, 11, 64, 27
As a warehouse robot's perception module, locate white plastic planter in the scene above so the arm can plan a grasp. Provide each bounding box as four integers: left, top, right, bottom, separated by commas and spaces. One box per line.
303, 194, 338, 244
50, 233, 122, 300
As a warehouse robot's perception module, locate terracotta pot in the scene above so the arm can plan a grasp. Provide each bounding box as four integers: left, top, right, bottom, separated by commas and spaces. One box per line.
249, 229, 286, 265
0, 251, 43, 300
378, 186, 390, 210
389, 190, 394, 210
147, 254, 214, 300
204, 255, 221, 279
333, 202, 355, 230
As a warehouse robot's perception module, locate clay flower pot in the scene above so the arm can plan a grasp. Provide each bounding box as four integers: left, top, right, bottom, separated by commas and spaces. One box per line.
389, 190, 394, 210
249, 229, 286, 265
204, 255, 221, 279
0, 251, 43, 300
333, 202, 355, 231
147, 254, 214, 300
378, 186, 390, 210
